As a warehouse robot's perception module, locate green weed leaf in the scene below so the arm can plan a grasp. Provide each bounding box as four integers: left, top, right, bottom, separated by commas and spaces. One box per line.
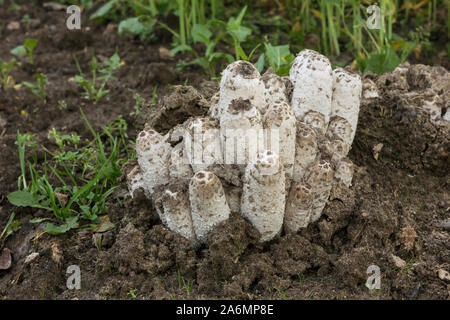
7, 190, 38, 207
45, 216, 78, 235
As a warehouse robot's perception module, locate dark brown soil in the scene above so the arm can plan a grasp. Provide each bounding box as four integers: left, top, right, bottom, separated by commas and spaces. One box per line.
0, 2, 449, 300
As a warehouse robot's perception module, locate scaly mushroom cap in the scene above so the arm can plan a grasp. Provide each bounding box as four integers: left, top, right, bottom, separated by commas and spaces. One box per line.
218, 60, 267, 117
189, 171, 231, 244
220, 98, 263, 170
155, 187, 196, 243
303, 110, 327, 134
290, 49, 333, 124
126, 165, 145, 197
331, 68, 362, 144
326, 116, 353, 147
261, 69, 289, 105
334, 157, 354, 187
329, 138, 350, 164
135, 128, 171, 194
284, 182, 314, 234
241, 150, 286, 242
263, 101, 296, 179
306, 160, 334, 222
293, 122, 318, 182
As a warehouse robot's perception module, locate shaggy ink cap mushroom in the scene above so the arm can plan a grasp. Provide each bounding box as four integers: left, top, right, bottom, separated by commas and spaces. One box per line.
218, 60, 266, 117
284, 182, 314, 234
241, 150, 286, 242
293, 122, 318, 182
331, 68, 362, 145
263, 101, 296, 180
189, 171, 231, 244
290, 49, 333, 125
306, 159, 334, 223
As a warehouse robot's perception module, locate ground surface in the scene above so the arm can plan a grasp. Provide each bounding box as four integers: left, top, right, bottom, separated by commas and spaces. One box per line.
0, 3, 449, 300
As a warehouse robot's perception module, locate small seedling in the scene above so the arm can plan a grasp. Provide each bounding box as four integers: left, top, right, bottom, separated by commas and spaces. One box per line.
74, 52, 121, 104
0, 58, 17, 90
127, 289, 137, 299
0, 212, 21, 248
177, 270, 193, 296
22, 73, 47, 101
152, 85, 158, 104
58, 100, 67, 110
11, 38, 38, 64
274, 287, 287, 300
297, 273, 305, 286
130, 92, 145, 116
97, 236, 102, 251
171, 23, 234, 77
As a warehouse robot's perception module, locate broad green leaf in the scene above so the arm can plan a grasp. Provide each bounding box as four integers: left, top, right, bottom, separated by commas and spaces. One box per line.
191, 24, 212, 44
365, 47, 401, 74
7, 190, 37, 207
228, 26, 251, 43
118, 17, 147, 36
45, 216, 78, 235
24, 38, 38, 51
10, 45, 26, 57
264, 43, 292, 74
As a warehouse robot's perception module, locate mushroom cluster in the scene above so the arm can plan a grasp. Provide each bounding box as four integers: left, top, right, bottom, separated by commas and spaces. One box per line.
127, 49, 362, 245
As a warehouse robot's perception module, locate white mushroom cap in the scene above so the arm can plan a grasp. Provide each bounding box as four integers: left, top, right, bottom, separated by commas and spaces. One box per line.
331, 68, 362, 145
241, 150, 286, 242
329, 138, 350, 164
261, 69, 289, 105
326, 116, 353, 147
126, 165, 145, 197
155, 187, 196, 243
284, 182, 314, 234
219, 60, 267, 117
135, 128, 171, 194
293, 122, 318, 182
219, 98, 263, 171
334, 158, 354, 187
189, 171, 231, 244
263, 101, 296, 179
290, 49, 333, 124
306, 160, 334, 222
303, 110, 327, 134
